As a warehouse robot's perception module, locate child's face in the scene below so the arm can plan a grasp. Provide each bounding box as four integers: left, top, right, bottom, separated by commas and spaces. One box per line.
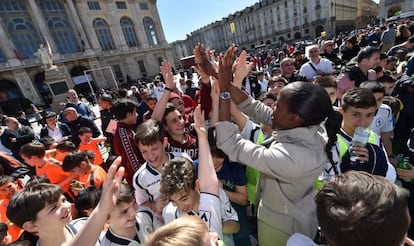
137, 141, 166, 169
0, 181, 19, 199
146, 99, 157, 111
164, 110, 185, 136
324, 87, 337, 105
20, 155, 41, 167
268, 82, 285, 95
98, 99, 110, 109
341, 106, 377, 134
169, 189, 198, 213
109, 201, 137, 230
31, 195, 71, 235
212, 156, 224, 172
79, 132, 92, 144
382, 82, 395, 96
261, 98, 276, 108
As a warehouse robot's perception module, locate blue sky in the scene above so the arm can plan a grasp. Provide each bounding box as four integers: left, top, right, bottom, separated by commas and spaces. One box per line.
157, 0, 380, 43
157, 0, 259, 42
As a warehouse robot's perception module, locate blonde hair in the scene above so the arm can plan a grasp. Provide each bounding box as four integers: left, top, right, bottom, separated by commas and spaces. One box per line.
145, 216, 208, 246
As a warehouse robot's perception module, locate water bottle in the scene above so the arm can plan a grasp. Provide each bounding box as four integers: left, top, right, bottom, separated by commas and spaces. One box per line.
349, 127, 370, 162
397, 154, 412, 182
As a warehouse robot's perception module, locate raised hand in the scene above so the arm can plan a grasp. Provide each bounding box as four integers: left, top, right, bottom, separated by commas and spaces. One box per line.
218, 44, 237, 92
233, 50, 254, 89
160, 61, 176, 89
194, 44, 218, 79
98, 156, 125, 215
191, 105, 207, 139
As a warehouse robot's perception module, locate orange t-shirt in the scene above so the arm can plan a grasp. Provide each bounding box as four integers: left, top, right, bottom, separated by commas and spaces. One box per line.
36, 160, 71, 191
78, 141, 104, 166
77, 165, 107, 188
0, 199, 23, 242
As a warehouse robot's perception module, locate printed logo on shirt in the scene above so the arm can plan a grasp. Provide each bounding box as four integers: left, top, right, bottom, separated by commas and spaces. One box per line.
199, 210, 212, 228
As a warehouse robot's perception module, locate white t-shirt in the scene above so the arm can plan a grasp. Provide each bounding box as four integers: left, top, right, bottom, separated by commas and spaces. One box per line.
133, 152, 192, 205
299, 58, 333, 80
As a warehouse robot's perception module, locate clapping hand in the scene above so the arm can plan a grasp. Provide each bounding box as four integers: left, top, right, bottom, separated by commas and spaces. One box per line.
193, 44, 218, 80
191, 105, 207, 139
97, 156, 125, 215
233, 50, 254, 89
160, 61, 176, 90
218, 44, 237, 92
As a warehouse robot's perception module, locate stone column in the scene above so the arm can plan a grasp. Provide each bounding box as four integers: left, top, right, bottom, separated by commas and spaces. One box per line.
104, 0, 128, 50
127, 0, 150, 48
27, 0, 58, 53
0, 18, 21, 66
65, 0, 93, 53
13, 70, 42, 105
72, 0, 101, 51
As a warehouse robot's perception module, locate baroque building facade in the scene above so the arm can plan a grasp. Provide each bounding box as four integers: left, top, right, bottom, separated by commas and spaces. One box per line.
0, 0, 172, 115
171, 0, 380, 68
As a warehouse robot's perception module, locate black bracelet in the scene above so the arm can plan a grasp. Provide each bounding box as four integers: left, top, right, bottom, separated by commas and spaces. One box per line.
164, 87, 173, 92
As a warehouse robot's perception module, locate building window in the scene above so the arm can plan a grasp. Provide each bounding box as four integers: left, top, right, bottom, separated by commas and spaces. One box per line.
93, 18, 115, 50
39, 0, 79, 54
112, 65, 123, 81
120, 17, 138, 47
0, 0, 41, 59
116, 1, 127, 9
139, 2, 148, 10
87, 1, 101, 10
137, 60, 147, 74
303, 7, 307, 13
143, 17, 158, 45
305, 29, 309, 34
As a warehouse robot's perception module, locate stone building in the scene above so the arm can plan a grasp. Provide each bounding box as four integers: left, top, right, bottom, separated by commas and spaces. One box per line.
0, 0, 172, 114
379, 0, 414, 20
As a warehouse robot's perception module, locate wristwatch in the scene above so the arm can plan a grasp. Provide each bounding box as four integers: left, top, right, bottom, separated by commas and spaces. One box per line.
219, 91, 231, 100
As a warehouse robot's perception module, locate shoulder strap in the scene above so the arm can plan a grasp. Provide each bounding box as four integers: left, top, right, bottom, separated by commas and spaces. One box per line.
308, 62, 318, 72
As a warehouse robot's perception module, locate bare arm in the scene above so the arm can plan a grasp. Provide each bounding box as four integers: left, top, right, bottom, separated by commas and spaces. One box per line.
230, 101, 248, 131
192, 106, 218, 195
151, 61, 176, 121
223, 185, 248, 206
381, 131, 397, 166
63, 157, 124, 246
209, 79, 220, 126
222, 220, 240, 234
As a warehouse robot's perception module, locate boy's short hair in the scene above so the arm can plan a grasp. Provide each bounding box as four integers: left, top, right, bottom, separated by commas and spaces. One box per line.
134, 119, 165, 146
39, 136, 56, 150
56, 141, 77, 152
341, 88, 377, 111
145, 215, 208, 246
357, 46, 380, 63
116, 183, 134, 205
316, 171, 410, 246
74, 186, 101, 218
62, 150, 90, 172
162, 103, 178, 125
6, 183, 62, 228
146, 94, 158, 102
378, 75, 396, 84
359, 81, 385, 94
98, 94, 112, 103
25, 175, 50, 188
19, 142, 46, 158
258, 92, 277, 102
78, 127, 92, 136
268, 76, 288, 86
160, 157, 196, 198
111, 100, 137, 121
314, 75, 337, 88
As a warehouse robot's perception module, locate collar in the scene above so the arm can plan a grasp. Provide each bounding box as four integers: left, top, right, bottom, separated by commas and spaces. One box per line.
105, 225, 140, 245
145, 162, 160, 176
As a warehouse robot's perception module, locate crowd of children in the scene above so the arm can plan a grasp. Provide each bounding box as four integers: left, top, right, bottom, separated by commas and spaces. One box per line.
1, 23, 414, 245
